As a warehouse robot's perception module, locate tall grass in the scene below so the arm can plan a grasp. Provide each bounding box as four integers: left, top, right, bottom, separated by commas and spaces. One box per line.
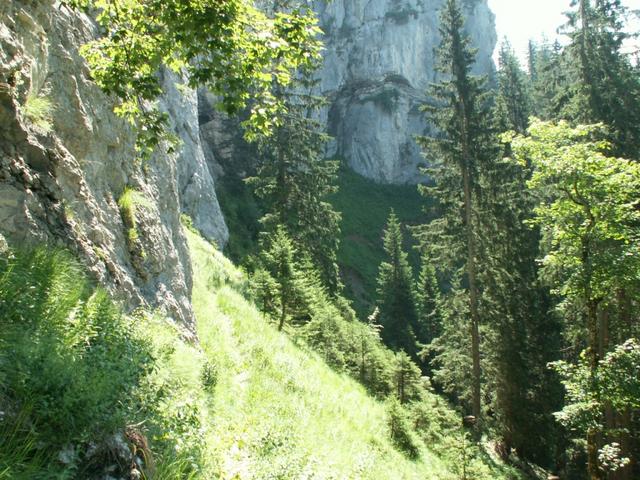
0, 248, 152, 477
118, 186, 153, 242
0, 248, 200, 478
22, 93, 54, 134
0, 230, 523, 479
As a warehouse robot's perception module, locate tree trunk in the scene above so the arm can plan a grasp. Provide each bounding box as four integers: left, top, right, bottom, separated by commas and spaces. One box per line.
278, 293, 286, 331
587, 298, 601, 480
615, 290, 633, 480
463, 160, 481, 422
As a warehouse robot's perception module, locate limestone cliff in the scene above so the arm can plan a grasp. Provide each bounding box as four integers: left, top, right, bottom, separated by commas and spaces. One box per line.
315, 0, 496, 183
0, 0, 228, 331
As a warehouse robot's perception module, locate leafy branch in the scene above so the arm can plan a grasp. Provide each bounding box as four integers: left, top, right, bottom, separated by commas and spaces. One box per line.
62, 0, 323, 157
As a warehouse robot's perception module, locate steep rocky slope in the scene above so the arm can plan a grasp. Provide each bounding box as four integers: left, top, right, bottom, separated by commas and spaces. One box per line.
0, 0, 227, 330
314, 0, 496, 183
0, 0, 496, 328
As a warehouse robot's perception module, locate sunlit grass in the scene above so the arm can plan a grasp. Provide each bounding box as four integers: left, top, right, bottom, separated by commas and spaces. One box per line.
22, 92, 54, 134
187, 229, 456, 479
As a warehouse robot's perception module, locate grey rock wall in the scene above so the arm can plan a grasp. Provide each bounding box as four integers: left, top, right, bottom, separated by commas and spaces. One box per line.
0, 0, 227, 332
314, 0, 496, 183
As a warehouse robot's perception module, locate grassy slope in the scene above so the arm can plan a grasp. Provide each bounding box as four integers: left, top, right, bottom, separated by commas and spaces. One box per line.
0, 232, 522, 479
187, 229, 520, 480
188, 230, 453, 479
329, 167, 429, 317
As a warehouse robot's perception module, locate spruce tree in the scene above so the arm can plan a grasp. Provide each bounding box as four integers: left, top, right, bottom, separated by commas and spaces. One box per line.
247, 0, 342, 295
248, 83, 342, 295
563, 0, 640, 157
392, 351, 422, 404
495, 40, 532, 134
376, 210, 419, 357
481, 140, 561, 464
254, 226, 302, 331
528, 40, 570, 120
415, 0, 496, 421
414, 252, 442, 369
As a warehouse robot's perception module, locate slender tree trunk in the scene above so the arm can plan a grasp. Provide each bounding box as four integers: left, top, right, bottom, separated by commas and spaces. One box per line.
619, 407, 632, 480
278, 292, 286, 331
463, 155, 481, 422
616, 289, 633, 480
587, 298, 601, 480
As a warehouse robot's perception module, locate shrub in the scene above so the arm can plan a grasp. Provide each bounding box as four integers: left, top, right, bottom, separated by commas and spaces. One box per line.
117, 186, 152, 231
22, 92, 54, 134
386, 398, 421, 459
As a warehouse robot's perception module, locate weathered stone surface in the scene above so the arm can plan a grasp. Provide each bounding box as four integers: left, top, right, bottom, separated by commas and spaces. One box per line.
314, 0, 496, 183
160, 72, 229, 247
0, 0, 227, 330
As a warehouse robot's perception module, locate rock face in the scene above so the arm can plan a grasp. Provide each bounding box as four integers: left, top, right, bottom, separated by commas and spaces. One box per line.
314, 0, 496, 183
0, 0, 227, 331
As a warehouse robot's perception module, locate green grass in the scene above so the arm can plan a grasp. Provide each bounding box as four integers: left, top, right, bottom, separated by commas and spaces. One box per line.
22, 92, 54, 134
0, 230, 523, 480
329, 166, 429, 318
188, 231, 454, 479
186, 229, 523, 480
118, 186, 152, 228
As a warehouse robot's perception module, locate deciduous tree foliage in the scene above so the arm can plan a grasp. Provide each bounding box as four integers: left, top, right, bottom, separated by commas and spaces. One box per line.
63, 0, 323, 155
513, 119, 640, 479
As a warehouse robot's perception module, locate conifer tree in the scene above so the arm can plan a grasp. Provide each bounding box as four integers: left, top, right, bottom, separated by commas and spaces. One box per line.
248, 82, 342, 295
246, 0, 342, 295
376, 210, 419, 357
415, 0, 496, 421
563, 0, 640, 157
414, 252, 442, 369
254, 226, 302, 331
528, 40, 570, 120
495, 40, 532, 134
392, 351, 422, 404
481, 143, 562, 464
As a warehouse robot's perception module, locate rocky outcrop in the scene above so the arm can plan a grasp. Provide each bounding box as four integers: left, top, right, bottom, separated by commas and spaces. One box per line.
314, 0, 496, 183
0, 0, 227, 331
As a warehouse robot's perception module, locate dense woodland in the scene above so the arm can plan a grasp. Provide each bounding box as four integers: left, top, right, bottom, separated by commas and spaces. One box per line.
249, 0, 640, 477
2, 0, 640, 479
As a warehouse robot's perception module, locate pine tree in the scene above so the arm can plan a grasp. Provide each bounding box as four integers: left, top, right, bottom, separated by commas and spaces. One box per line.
495, 40, 532, 134
247, 0, 342, 295
415, 0, 496, 421
392, 351, 422, 404
376, 210, 419, 357
563, 0, 640, 157
248, 87, 342, 294
528, 40, 570, 120
481, 140, 562, 464
414, 252, 442, 368
254, 226, 302, 331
